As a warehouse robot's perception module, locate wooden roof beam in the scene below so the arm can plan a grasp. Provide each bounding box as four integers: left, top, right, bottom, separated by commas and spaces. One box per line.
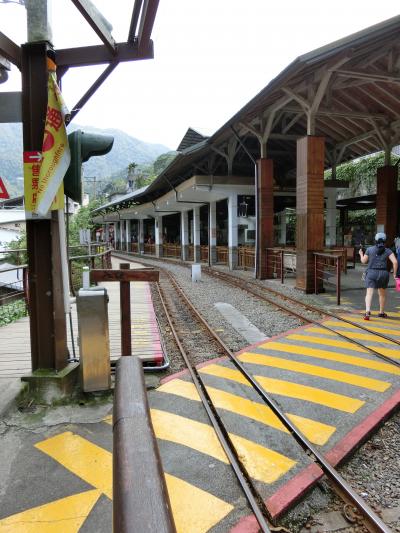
334, 68, 400, 84
282, 105, 385, 121
0, 31, 20, 69
70, 0, 117, 55
357, 86, 400, 118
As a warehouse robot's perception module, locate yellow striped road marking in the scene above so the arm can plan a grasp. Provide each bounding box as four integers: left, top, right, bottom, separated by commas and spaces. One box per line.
35, 432, 112, 499
238, 352, 391, 392
36, 430, 233, 533
323, 319, 400, 337
288, 333, 369, 353
348, 315, 400, 327
165, 473, 233, 533
151, 409, 295, 484
0, 489, 101, 533
305, 328, 400, 359
150, 409, 228, 464
259, 341, 400, 376
199, 364, 364, 414
229, 433, 295, 483
158, 379, 336, 445
307, 326, 396, 344
355, 312, 400, 323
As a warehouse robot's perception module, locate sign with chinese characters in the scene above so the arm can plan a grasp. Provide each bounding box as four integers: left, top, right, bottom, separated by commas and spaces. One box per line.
23, 67, 70, 218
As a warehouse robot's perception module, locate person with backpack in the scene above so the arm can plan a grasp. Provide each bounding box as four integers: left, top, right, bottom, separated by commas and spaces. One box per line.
359, 232, 398, 320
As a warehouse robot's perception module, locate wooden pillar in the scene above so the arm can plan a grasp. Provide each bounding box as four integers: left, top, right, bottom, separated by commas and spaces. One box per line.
376, 165, 398, 246
296, 136, 325, 293
257, 158, 274, 279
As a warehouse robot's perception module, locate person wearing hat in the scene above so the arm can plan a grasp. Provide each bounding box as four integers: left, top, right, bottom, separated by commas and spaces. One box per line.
359, 232, 398, 320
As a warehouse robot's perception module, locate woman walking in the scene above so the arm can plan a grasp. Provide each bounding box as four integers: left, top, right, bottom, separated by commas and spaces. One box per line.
359, 232, 398, 320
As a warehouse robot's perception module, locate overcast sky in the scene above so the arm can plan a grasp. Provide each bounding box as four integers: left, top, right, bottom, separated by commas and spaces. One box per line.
1, 1, 399, 150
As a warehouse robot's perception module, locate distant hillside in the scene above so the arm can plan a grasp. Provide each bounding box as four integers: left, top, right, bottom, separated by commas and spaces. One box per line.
0, 123, 170, 196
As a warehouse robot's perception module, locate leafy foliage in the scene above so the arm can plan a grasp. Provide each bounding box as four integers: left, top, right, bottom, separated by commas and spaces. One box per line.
5, 232, 27, 264
0, 300, 27, 327
68, 198, 105, 246
325, 152, 398, 197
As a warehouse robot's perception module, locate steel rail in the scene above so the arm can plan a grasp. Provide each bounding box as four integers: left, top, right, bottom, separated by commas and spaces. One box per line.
248, 273, 400, 349
112, 252, 400, 366
155, 272, 272, 533
204, 268, 400, 369
163, 268, 391, 533
113, 252, 391, 532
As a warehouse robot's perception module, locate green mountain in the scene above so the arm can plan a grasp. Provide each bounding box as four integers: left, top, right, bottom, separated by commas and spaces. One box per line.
0, 123, 170, 196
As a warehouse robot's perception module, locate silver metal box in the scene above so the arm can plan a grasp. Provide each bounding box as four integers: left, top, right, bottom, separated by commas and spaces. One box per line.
77, 287, 111, 392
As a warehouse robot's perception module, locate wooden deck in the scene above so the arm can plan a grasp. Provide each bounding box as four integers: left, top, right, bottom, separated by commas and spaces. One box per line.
0, 260, 162, 380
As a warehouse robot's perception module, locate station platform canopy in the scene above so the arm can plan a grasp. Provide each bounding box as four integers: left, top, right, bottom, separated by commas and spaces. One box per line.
95, 15, 400, 217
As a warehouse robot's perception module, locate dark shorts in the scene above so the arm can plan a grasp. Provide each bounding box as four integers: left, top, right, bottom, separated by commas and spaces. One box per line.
365, 270, 389, 289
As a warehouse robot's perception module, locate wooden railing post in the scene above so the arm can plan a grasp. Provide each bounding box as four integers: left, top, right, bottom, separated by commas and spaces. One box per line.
336, 256, 341, 306
314, 255, 318, 294
120, 263, 132, 356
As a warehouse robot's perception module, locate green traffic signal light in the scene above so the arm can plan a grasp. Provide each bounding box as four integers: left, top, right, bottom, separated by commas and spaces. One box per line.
64, 130, 114, 203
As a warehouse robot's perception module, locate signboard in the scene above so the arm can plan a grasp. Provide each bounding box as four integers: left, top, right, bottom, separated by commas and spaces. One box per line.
23, 68, 70, 218
0, 177, 9, 199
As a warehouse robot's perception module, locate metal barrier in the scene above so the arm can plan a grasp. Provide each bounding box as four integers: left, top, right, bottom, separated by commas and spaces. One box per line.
69, 247, 112, 295
0, 264, 29, 325
0, 248, 27, 265
113, 356, 176, 533
266, 247, 297, 282
314, 252, 342, 305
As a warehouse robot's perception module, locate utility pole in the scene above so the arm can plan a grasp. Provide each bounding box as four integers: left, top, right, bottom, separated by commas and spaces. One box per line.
84, 176, 99, 200
22, 0, 68, 372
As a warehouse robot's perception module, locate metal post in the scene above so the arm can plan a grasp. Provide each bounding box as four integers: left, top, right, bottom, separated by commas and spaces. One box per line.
280, 250, 284, 284
22, 41, 68, 371
120, 263, 132, 356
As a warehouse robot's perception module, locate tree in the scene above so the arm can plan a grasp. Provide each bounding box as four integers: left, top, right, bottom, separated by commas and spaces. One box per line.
325, 152, 398, 198
68, 198, 104, 246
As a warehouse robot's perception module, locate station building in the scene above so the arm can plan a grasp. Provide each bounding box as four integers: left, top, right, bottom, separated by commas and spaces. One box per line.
93, 16, 400, 292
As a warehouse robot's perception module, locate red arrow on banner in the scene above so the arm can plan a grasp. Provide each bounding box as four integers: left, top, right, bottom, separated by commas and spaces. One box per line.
0, 177, 10, 199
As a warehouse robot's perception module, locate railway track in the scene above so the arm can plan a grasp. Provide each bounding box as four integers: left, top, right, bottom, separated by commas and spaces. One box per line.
133, 260, 391, 532
202, 267, 400, 369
